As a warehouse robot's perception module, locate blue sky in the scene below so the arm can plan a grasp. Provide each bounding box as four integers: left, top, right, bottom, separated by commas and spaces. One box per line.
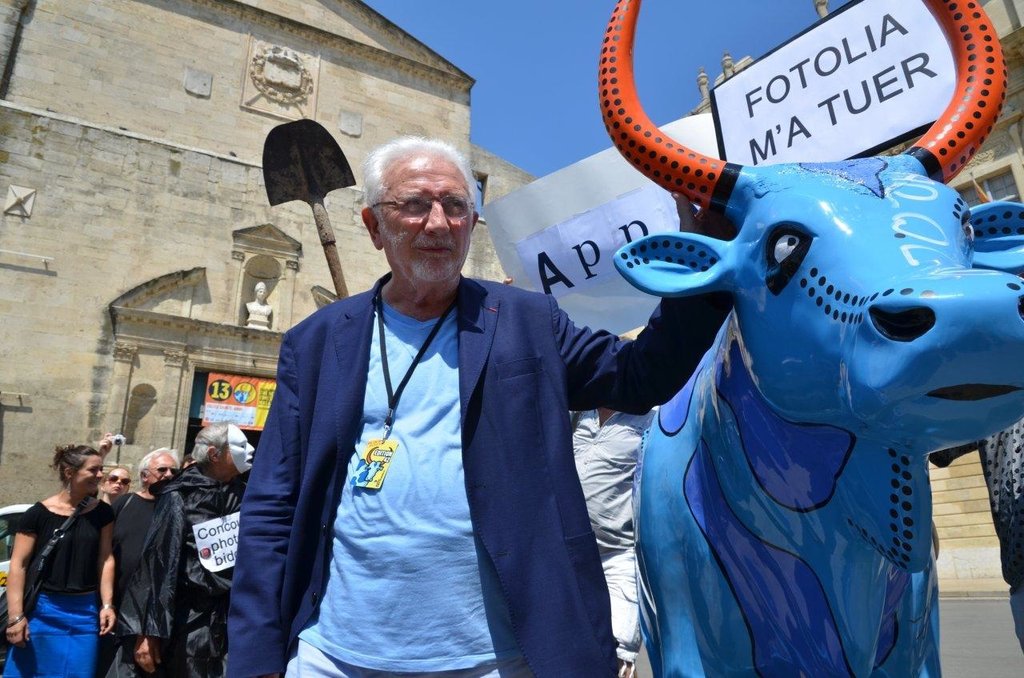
363, 0, 853, 178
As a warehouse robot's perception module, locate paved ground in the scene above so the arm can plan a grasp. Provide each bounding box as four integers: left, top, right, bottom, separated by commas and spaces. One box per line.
634, 597, 1023, 676
941, 597, 1022, 677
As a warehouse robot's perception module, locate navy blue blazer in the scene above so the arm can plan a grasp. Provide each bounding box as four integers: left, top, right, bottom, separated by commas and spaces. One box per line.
227, 276, 728, 677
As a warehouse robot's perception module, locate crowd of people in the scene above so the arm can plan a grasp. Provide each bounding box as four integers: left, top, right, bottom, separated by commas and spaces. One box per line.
2, 424, 252, 678
2, 135, 1021, 678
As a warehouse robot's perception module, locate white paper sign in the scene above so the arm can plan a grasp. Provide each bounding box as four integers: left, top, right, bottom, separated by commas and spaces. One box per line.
711, 0, 953, 165
192, 511, 240, 572
513, 185, 676, 297
485, 115, 720, 335
203, 403, 256, 428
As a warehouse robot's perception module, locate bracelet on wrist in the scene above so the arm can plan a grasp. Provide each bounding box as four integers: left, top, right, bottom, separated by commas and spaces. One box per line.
101, 604, 115, 611
6, 614, 25, 628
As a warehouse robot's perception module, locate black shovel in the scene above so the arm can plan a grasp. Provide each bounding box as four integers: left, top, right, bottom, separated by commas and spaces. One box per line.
262, 119, 355, 299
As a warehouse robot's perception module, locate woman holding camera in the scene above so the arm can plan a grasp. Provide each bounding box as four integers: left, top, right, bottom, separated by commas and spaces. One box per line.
3, 444, 117, 677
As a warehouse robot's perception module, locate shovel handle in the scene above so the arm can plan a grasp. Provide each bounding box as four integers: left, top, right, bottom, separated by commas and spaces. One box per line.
312, 199, 349, 299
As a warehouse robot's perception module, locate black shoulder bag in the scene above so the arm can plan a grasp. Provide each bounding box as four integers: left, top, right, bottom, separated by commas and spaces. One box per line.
0, 497, 91, 645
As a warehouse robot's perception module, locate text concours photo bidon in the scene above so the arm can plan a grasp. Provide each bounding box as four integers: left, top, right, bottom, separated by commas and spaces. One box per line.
192, 512, 240, 572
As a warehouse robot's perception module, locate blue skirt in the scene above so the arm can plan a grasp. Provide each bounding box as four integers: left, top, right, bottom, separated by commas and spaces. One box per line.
3, 591, 98, 678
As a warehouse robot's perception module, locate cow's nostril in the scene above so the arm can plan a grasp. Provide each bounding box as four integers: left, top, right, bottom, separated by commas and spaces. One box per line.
869, 306, 936, 342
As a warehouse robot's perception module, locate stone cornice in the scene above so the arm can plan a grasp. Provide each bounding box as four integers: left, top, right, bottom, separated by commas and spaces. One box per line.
109, 306, 284, 347
186, 348, 279, 376
233, 223, 302, 259
189, 0, 473, 94
108, 268, 207, 315
0, 102, 261, 168
1003, 24, 1024, 61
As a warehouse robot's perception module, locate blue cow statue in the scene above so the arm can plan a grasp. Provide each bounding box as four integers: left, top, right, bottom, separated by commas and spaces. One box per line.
599, 0, 1024, 675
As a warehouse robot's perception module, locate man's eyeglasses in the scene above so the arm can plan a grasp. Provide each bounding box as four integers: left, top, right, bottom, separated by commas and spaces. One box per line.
142, 466, 177, 477
106, 476, 130, 486
372, 196, 472, 221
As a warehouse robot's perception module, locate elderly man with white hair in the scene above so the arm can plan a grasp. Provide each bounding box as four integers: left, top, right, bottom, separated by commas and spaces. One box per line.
228, 136, 730, 678
99, 448, 179, 675
111, 448, 179, 601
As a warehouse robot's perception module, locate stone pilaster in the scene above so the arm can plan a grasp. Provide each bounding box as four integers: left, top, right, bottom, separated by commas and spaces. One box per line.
230, 250, 246, 324
105, 341, 138, 435
281, 259, 299, 330
153, 349, 187, 448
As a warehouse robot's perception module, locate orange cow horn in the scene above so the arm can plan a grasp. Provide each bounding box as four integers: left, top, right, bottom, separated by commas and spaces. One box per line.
905, 0, 1006, 182
599, 0, 741, 213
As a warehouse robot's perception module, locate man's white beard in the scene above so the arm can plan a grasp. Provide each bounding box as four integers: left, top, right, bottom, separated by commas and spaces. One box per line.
383, 223, 465, 283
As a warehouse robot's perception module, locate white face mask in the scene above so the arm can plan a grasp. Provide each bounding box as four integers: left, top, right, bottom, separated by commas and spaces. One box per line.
227, 425, 255, 474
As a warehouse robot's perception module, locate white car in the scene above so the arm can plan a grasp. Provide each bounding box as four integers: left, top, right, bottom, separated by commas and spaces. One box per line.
0, 504, 32, 591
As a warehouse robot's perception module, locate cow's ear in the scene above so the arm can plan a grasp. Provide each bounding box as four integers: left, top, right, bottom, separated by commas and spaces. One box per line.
614, 233, 731, 297
971, 201, 1024, 274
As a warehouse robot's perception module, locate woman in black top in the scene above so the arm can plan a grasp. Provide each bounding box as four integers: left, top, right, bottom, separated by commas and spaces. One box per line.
3, 444, 116, 678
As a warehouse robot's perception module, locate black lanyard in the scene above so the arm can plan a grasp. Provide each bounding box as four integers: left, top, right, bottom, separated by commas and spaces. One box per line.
375, 291, 457, 439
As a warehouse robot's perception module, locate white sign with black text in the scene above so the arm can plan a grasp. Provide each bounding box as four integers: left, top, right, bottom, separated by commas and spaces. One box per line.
513, 185, 677, 298
192, 511, 240, 573
485, 114, 720, 334
712, 0, 954, 165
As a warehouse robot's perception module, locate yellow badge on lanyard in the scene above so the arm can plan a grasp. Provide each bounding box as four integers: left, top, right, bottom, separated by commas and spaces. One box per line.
352, 438, 399, 490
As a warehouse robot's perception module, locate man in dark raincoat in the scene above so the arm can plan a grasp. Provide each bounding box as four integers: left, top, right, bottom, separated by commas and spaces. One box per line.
112, 423, 252, 677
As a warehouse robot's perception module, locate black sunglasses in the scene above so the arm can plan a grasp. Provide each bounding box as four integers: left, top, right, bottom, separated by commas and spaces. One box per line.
142, 465, 178, 476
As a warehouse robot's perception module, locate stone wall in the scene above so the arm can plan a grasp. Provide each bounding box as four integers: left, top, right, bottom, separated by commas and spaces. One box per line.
5, 0, 472, 169
468, 144, 535, 282
931, 452, 1003, 589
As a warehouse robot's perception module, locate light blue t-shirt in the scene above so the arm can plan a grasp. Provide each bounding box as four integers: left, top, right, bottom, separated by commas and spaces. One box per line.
300, 302, 519, 672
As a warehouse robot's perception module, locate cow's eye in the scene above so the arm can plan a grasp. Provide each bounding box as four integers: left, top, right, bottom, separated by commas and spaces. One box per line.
962, 209, 974, 243
772, 234, 801, 264
765, 226, 811, 295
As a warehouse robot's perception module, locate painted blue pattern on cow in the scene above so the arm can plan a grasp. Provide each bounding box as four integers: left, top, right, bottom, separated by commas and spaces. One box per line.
797, 158, 888, 199
659, 353, 706, 436
685, 441, 854, 677
874, 567, 910, 669
716, 339, 855, 512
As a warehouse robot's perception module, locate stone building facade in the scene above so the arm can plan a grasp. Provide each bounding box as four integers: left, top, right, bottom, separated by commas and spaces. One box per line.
0, 0, 531, 502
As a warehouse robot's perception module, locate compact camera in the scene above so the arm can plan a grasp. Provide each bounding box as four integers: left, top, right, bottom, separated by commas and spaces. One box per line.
112, 434, 127, 446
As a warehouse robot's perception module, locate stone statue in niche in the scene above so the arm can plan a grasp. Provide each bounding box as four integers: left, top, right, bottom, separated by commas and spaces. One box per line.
245, 281, 273, 330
